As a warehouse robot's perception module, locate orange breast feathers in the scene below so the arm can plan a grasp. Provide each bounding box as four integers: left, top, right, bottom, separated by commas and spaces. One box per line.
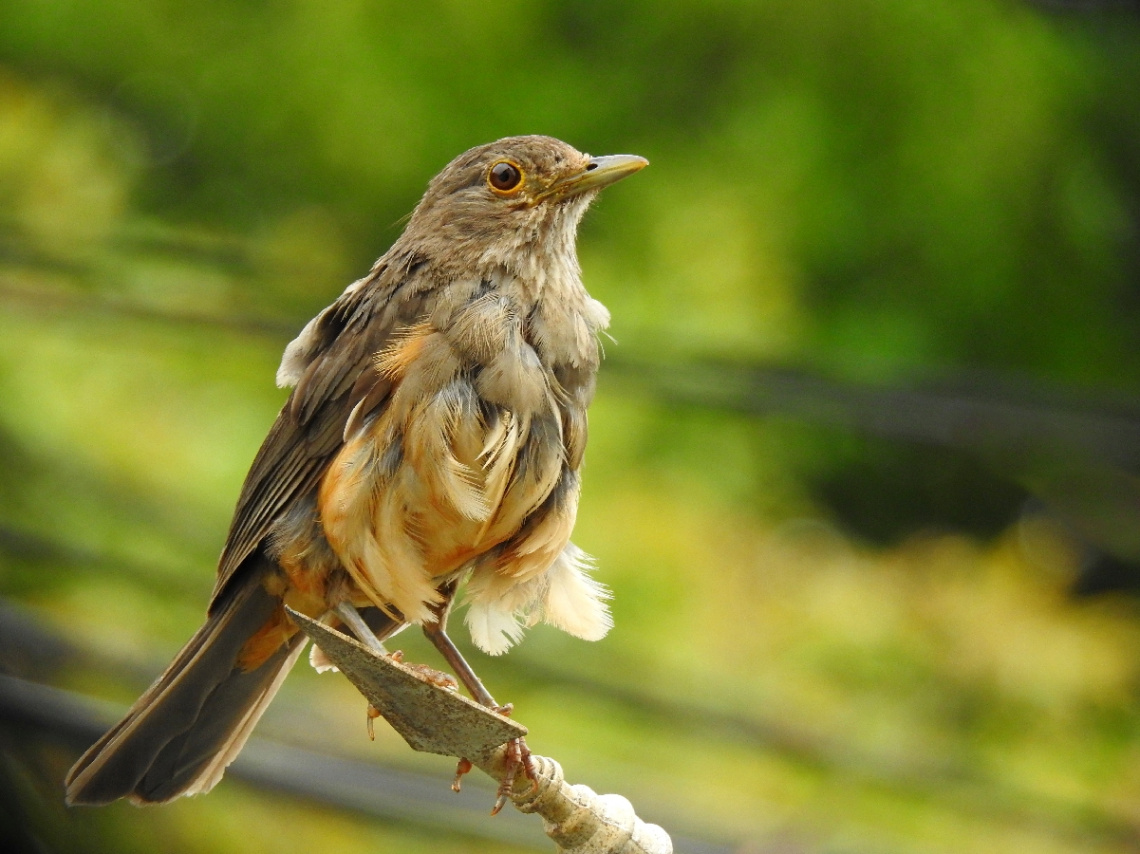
316, 321, 568, 629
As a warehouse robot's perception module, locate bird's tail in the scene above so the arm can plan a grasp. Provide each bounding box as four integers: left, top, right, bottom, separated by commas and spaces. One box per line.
65, 564, 306, 805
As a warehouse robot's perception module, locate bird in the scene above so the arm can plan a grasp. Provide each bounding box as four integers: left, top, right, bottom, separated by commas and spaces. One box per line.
64, 135, 647, 807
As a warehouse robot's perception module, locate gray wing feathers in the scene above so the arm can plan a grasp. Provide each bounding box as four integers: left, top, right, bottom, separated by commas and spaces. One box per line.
211, 277, 425, 606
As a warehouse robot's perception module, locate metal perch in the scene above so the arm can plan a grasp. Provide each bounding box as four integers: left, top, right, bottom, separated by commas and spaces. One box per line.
286, 609, 673, 854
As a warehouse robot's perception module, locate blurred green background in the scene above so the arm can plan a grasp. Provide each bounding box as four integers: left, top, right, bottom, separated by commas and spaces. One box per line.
2, 1, 1140, 852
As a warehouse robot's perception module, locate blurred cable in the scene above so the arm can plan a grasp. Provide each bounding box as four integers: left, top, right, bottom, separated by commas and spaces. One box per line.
0, 596, 1131, 851
1028, 0, 1140, 12
606, 357, 1140, 467
0, 278, 295, 339
4, 276, 1140, 467
0, 523, 205, 601
7, 268, 1140, 580
0, 600, 735, 854
0, 672, 554, 850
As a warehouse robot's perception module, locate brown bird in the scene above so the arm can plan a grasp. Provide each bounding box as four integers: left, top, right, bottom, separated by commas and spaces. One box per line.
64, 135, 646, 806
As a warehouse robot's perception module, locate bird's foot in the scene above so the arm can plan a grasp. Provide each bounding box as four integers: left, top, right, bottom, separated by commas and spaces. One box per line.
450, 737, 536, 815
386, 649, 459, 690
451, 757, 473, 792
450, 705, 536, 814
491, 735, 537, 815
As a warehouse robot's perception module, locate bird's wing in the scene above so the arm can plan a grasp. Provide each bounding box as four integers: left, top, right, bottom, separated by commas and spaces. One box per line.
208, 260, 429, 609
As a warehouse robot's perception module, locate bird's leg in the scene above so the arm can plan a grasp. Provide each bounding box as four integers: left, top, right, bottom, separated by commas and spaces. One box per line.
421, 582, 498, 707
334, 602, 389, 655
329, 602, 393, 738
422, 583, 536, 813
422, 618, 498, 709
491, 732, 534, 815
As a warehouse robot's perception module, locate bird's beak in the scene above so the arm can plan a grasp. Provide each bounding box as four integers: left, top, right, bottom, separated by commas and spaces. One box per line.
541, 154, 649, 201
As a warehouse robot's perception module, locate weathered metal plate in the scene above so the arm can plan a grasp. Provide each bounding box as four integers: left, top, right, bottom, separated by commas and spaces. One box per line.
286, 608, 526, 758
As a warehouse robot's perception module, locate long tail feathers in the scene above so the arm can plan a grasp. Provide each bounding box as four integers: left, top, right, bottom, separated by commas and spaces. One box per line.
65, 570, 305, 805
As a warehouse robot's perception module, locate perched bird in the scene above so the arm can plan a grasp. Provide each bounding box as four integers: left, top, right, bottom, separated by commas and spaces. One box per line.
65, 135, 647, 806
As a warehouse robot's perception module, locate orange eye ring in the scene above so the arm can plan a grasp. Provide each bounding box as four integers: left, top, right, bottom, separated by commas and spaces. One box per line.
488, 160, 524, 194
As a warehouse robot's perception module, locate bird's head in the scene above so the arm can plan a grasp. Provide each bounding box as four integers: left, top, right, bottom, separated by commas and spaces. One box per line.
399, 135, 647, 279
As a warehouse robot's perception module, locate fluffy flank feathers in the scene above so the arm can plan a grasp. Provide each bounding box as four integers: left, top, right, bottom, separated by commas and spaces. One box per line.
465, 600, 528, 656
539, 543, 612, 641
463, 541, 610, 655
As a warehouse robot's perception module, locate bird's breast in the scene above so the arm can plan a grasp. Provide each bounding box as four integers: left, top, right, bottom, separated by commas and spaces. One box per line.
316, 314, 567, 624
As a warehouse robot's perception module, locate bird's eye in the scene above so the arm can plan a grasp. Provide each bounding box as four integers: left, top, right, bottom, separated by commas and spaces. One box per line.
488, 161, 523, 193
